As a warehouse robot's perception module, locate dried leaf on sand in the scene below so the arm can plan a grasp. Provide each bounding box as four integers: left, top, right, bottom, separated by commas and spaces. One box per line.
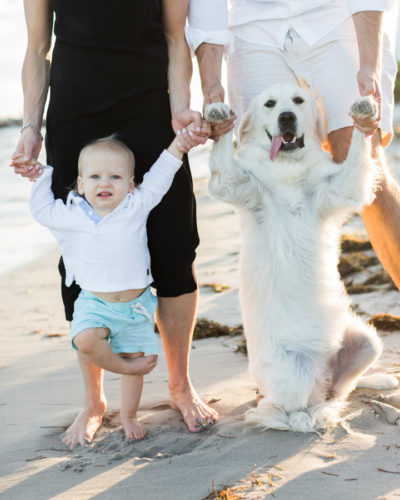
200, 283, 231, 293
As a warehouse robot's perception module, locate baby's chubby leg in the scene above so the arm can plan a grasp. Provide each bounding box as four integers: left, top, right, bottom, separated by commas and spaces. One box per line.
120, 352, 150, 440
73, 328, 158, 376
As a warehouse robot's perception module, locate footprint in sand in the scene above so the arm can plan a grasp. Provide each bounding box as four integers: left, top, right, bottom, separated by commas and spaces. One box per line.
369, 395, 400, 425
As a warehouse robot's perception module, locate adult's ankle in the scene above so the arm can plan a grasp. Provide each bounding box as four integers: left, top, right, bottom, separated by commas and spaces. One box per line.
169, 379, 192, 396
85, 396, 107, 415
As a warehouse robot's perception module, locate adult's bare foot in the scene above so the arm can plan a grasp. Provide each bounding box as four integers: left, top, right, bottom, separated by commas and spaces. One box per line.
170, 382, 218, 432
62, 398, 107, 450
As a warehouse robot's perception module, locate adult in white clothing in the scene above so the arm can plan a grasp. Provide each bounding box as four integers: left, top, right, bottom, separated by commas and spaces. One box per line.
187, 0, 400, 290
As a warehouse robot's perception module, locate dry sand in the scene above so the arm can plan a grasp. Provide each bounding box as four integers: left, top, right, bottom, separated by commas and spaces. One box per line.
1, 148, 400, 500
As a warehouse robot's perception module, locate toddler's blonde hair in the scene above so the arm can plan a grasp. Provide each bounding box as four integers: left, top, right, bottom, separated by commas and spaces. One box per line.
78, 135, 135, 176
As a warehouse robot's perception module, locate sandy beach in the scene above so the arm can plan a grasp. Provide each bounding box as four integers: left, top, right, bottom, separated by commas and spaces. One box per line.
1, 135, 400, 499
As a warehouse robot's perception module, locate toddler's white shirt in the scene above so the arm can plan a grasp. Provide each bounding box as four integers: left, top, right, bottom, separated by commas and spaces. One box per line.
30, 150, 182, 292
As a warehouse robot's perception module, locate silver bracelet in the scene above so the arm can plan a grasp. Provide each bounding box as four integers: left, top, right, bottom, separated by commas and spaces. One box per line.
20, 123, 43, 140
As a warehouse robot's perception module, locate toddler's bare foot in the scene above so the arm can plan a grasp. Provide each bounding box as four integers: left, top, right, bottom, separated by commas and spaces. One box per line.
121, 416, 147, 440
123, 355, 158, 376
62, 398, 107, 450
170, 381, 218, 433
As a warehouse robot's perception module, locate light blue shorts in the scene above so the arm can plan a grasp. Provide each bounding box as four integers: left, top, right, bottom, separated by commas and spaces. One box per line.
70, 287, 159, 355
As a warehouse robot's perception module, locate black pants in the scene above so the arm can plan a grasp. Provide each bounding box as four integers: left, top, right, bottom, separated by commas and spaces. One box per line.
46, 89, 199, 321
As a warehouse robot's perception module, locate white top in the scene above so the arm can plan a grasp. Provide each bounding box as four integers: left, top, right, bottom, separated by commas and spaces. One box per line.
186, 0, 393, 51
30, 150, 182, 292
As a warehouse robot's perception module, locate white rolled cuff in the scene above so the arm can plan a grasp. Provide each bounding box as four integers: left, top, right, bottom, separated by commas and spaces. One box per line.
184, 27, 234, 56
348, 0, 392, 14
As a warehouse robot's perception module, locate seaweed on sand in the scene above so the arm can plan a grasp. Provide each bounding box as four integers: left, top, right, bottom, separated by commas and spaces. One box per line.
338, 252, 378, 277
368, 313, 400, 332
193, 319, 243, 340
340, 234, 372, 253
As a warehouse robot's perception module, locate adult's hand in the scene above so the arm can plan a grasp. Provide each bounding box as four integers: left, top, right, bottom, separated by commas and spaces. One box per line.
350, 66, 382, 136
351, 11, 383, 137
203, 82, 235, 141
172, 108, 211, 151
10, 127, 43, 179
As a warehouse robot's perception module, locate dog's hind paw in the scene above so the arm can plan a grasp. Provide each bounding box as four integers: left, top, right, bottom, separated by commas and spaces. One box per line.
205, 102, 235, 124
288, 411, 313, 433
357, 373, 399, 390
309, 401, 342, 430
350, 96, 378, 121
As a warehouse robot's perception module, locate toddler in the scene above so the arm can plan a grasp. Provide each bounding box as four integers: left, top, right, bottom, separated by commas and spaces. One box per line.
30, 134, 194, 440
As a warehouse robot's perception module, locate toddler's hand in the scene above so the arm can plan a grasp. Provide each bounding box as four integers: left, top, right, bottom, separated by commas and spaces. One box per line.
11, 154, 44, 181
24, 158, 44, 181
176, 120, 210, 153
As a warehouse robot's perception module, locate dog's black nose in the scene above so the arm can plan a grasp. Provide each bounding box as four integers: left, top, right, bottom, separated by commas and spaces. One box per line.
278, 112, 296, 129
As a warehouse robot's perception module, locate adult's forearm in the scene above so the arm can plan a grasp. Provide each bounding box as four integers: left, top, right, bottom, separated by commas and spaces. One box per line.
21, 48, 50, 128
167, 40, 192, 116
196, 43, 224, 102
352, 11, 383, 73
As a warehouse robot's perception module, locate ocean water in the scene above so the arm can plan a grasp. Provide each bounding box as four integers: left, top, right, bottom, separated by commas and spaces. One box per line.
0, 127, 56, 276
0, 1, 26, 119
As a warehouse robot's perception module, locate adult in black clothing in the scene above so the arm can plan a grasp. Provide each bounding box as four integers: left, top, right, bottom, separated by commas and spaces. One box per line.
11, 0, 217, 449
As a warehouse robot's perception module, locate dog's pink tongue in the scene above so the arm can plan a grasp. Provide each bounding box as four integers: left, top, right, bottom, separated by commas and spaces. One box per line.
269, 135, 283, 161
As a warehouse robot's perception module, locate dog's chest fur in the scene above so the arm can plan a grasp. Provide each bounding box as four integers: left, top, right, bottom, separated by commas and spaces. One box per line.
239, 162, 343, 306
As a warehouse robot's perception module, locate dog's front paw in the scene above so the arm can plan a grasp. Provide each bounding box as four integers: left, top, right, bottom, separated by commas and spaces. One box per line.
350, 96, 378, 121
205, 102, 235, 124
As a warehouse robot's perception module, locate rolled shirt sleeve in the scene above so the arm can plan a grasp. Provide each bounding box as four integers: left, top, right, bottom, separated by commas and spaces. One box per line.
186, 0, 234, 55
348, 0, 393, 14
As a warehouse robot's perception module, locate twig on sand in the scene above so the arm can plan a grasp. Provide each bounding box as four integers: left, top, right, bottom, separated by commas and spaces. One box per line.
377, 468, 400, 475
25, 456, 47, 462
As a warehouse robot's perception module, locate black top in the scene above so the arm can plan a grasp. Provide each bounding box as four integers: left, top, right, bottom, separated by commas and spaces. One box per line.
48, 0, 169, 123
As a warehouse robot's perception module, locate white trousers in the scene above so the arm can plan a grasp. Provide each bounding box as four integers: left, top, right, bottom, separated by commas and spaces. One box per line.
227, 26, 397, 146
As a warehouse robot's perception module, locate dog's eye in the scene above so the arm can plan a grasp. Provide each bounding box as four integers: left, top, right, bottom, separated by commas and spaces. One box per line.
293, 96, 304, 105
264, 100, 276, 108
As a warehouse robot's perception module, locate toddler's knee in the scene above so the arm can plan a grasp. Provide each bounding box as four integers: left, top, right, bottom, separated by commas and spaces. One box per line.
74, 329, 100, 354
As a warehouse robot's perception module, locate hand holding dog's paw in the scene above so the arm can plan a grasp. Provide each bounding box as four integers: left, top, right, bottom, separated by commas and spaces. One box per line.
351, 96, 378, 121
205, 103, 235, 124
350, 96, 379, 135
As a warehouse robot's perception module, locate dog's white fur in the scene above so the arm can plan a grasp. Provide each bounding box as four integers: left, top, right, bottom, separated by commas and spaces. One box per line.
205, 84, 398, 432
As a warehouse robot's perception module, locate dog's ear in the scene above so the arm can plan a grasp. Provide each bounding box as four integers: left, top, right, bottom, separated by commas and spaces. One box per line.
312, 98, 327, 144
238, 103, 255, 147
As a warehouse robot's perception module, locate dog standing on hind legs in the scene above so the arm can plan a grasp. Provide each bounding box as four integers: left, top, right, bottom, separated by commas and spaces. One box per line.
205, 84, 398, 432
